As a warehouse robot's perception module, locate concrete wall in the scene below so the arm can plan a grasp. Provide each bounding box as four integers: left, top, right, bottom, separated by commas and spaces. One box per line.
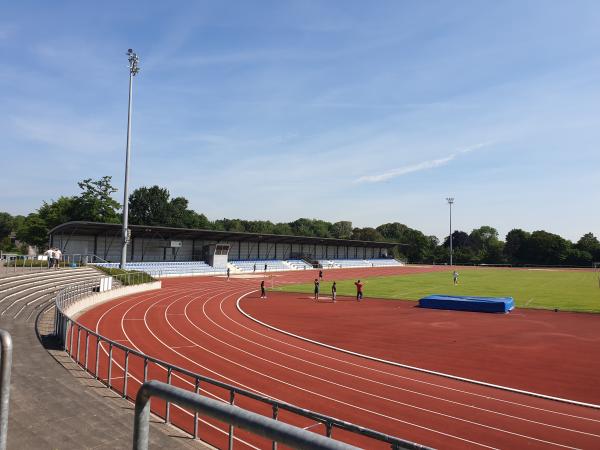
64, 280, 162, 319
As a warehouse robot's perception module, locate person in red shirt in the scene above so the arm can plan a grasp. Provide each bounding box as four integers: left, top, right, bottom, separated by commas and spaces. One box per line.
354, 279, 363, 301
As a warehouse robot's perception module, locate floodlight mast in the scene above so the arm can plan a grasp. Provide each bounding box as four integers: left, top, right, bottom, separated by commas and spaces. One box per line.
446, 197, 455, 266
120, 49, 140, 269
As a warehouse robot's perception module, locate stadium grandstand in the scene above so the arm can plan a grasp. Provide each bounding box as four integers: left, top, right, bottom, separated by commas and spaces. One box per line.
48, 221, 404, 276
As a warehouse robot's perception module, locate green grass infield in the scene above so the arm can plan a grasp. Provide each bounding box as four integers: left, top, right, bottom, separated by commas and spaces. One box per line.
273, 268, 600, 313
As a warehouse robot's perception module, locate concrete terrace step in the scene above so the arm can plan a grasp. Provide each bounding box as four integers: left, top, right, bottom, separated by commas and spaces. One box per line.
0, 268, 210, 449
2, 313, 209, 449
0, 267, 99, 289
0, 274, 102, 320
0, 272, 101, 300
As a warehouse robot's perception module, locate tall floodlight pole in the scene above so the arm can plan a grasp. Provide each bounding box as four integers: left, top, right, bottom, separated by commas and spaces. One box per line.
446, 197, 455, 266
121, 49, 140, 269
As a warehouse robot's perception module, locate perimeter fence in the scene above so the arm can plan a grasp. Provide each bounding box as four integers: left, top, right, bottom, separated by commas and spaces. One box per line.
52, 278, 430, 450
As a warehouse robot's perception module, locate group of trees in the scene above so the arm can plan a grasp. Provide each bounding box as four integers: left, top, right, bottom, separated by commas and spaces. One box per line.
2, 177, 599, 266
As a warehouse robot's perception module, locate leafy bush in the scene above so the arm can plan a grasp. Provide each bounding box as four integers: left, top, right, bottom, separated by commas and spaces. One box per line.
93, 266, 155, 285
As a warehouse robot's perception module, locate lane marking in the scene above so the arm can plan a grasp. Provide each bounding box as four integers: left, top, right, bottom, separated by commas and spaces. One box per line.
236, 293, 600, 410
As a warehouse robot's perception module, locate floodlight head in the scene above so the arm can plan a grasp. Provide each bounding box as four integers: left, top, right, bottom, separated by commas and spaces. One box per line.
126, 48, 140, 76
446, 197, 455, 204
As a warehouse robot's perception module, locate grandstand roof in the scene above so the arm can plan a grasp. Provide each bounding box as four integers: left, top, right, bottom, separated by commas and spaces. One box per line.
49, 221, 403, 248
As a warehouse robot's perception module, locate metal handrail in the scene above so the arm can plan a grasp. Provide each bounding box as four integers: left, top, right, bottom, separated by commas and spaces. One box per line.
134, 380, 360, 450
0, 330, 12, 450
53, 280, 431, 450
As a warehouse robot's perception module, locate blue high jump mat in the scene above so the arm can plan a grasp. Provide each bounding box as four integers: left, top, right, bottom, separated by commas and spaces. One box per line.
418, 294, 515, 313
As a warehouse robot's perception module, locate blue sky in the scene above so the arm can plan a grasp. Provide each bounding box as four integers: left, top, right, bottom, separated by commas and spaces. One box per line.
1, 1, 599, 242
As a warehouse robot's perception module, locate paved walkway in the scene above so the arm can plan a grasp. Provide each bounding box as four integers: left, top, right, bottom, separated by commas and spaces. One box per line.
0, 270, 210, 449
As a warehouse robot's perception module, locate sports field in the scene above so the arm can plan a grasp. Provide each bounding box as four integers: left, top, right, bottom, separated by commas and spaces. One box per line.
275, 268, 600, 312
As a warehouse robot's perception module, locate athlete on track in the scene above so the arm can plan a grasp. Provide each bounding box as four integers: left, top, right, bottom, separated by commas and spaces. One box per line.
354, 279, 363, 301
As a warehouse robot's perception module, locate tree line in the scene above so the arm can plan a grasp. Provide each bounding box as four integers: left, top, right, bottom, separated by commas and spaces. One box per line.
1, 177, 599, 266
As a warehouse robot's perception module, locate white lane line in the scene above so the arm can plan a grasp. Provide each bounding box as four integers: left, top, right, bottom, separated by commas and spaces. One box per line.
94, 287, 261, 450
221, 291, 600, 424
185, 293, 590, 447
236, 292, 600, 411
157, 291, 497, 448
88, 279, 598, 449
190, 295, 600, 438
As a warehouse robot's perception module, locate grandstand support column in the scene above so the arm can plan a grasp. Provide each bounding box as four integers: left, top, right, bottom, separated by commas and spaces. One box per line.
120, 49, 140, 269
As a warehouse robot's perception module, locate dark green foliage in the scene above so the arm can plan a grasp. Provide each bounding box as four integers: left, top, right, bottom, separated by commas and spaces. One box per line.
93, 266, 155, 285
74, 176, 121, 223
15, 214, 48, 248
128, 185, 210, 229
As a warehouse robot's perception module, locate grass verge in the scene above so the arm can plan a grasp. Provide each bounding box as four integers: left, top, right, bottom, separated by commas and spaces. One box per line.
93, 266, 155, 286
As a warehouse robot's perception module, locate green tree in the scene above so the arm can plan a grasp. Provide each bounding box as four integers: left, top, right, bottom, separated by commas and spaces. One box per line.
351, 227, 383, 241
272, 222, 293, 235
564, 248, 593, 266
575, 233, 600, 261
0, 212, 14, 239
523, 230, 570, 265
38, 196, 78, 229
15, 214, 48, 249
331, 221, 353, 239
73, 176, 121, 223
469, 226, 504, 264
504, 229, 530, 264
128, 186, 173, 226
376, 222, 437, 263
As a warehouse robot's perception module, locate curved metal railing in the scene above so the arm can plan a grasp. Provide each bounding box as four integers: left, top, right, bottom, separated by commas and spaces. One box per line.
52, 279, 431, 450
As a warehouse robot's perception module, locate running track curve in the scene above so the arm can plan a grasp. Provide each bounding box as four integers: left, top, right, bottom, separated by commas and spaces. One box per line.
77, 268, 600, 449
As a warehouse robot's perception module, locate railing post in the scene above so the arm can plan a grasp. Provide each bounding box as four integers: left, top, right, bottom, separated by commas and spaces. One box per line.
76, 326, 81, 363
272, 404, 279, 450
123, 350, 129, 399
68, 321, 74, 355
193, 377, 200, 439
84, 332, 89, 371
0, 330, 13, 450
143, 357, 148, 383
228, 390, 235, 450
326, 421, 333, 438
107, 343, 113, 388
94, 338, 101, 379
165, 367, 172, 423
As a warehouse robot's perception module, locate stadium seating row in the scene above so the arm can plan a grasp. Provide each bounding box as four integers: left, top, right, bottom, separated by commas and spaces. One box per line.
229, 260, 292, 272
92, 258, 403, 277
92, 261, 225, 276
319, 258, 404, 268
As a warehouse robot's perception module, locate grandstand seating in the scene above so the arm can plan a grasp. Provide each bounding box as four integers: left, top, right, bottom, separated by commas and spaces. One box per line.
92, 258, 403, 276
319, 258, 404, 268
92, 261, 225, 277
229, 260, 292, 272
286, 259, 313, 270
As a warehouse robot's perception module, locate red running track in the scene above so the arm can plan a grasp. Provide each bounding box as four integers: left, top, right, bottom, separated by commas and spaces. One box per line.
77, 267, 600, 449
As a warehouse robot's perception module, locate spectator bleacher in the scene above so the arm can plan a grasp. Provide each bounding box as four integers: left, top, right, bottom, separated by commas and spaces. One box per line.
366, 258, 404, 267
229, 260, 291, 272
318, 258, 403, 268
92, 258, 402, 277
286, 259, 313, 270
92, 261, 225, 277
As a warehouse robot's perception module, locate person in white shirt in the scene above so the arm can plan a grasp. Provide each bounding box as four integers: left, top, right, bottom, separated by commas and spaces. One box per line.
45, 248, 54, 268
54, 248, 62, 269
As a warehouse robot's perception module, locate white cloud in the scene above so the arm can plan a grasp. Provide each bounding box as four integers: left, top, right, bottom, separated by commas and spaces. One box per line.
356, 142, 493, 183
